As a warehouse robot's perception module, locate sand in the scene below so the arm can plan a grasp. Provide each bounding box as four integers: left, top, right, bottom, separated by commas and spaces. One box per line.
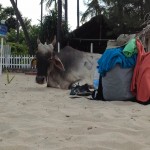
0, 73, 150, 150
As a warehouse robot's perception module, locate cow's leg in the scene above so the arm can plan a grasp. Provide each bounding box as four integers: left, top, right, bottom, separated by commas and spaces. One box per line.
59, 81, 71, 89
47, 69, 60, 88
47, 80, 60, 88
47, 75, 60, 88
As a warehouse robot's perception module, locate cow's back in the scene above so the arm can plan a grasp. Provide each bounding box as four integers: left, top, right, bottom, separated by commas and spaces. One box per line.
57, 46, 101, 86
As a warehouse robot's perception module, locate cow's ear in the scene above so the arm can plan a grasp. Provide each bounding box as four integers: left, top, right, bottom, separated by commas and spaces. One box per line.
53, 55, 65, 71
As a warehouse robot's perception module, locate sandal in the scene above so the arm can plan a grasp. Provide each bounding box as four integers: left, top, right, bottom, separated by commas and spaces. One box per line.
70, 83, 92, 96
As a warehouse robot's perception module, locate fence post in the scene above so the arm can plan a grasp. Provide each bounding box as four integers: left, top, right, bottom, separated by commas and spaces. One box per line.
18, 55, 20, 69
90, 43, 93, 53
58, 42, 60, 53
0, 54, 36, 70
0, 37, 4, 75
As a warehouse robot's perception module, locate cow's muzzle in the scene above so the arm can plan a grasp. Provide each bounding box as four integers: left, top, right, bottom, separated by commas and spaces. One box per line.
36, 76, 46, 84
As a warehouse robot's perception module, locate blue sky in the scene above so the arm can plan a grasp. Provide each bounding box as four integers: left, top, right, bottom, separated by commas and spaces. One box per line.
0, 0, 86, 30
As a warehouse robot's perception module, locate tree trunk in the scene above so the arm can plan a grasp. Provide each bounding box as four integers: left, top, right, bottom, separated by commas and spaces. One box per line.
57, 0, 62, 50
15, 0, 19, 43
41, 0, 43, 28
77, 0, 79, 28
10, 0, 33, 55
41, 0, 43, 34
65, 0, 68, 24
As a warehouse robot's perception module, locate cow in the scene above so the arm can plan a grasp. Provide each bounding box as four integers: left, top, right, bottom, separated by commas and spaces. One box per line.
35, 37, 101, 89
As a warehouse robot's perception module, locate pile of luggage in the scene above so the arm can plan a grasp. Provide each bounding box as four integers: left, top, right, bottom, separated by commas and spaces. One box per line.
93, 34, 150, 104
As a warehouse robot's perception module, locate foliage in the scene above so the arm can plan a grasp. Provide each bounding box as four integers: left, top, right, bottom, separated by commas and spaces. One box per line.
43, 0, 57, 10
10, 0, 33, 55
43, 0, 66, 12
5, 16, 17, 31
40, 9, 70, 48
0, 5, 12, 20
81, 0, 150, 36
0, 6, 17, 31
28, 25, 41, 54
40, 10, 57, 43
3, 6, 15, 16
81, 0, 106, 23
8, 42, 28, 55
1, 0, 150, 55
6, 24, 41, 55
7, 29, 28, 55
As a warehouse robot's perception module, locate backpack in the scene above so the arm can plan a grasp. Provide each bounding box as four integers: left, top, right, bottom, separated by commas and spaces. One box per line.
102, 65, 135, 101
92, 65, 135, 101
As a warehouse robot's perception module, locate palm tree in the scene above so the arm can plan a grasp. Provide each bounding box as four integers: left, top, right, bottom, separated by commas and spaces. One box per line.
77, 0, 79, 28
10, 0, 33, 55
15, 0, 19, 42
43, 0, 67, 22
43, 0, 64, 49
41, 0, 43, 27
44, 0, 57, 11
64, 0, 68, 23
81, 0, 105, 23
57, 0, 62, 49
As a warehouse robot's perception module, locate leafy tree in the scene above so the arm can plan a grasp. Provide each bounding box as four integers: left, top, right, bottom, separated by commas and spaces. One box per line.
43, 0, 68, 24
5, 16, 17, 31
10, 0, 34, 55
144, 0, 150, 16
6, 29, 29, 55
81, 0, 106, 23
0, 5, 17, 31
41, 0, 70, 49
0, 3, 41, 55
28, 25, 41, 54
3, 6, 15, 16
103, 0, 150, 35
44, 0, 57, 10
39, 9, 69, 49
40, 10, 57, 43
0, 4, 8, 20
9, 42, 28, 55
7, 29, 18, 42
7, 25, 41, 55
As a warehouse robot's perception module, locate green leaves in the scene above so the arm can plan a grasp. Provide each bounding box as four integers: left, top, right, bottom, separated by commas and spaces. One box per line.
81, 0, 105, 23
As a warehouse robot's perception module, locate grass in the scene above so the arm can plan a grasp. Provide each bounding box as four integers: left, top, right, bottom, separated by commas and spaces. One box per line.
5, 69, 15, 84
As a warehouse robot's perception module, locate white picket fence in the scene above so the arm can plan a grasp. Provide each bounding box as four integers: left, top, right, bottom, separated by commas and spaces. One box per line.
0, 55, 35, 69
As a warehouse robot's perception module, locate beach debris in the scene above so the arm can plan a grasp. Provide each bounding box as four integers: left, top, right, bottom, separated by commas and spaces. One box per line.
6, 69, 15, 84
87, 126, 93, 130
65, 115, 70, 117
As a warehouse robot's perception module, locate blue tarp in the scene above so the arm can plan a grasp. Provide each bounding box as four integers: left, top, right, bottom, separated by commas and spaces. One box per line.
98, 46, 137, 77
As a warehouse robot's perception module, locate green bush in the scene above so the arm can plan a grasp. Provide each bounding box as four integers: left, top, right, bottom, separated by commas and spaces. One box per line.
8, 42, 28, 55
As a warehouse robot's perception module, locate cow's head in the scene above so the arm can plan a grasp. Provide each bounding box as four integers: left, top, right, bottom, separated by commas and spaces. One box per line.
35, 36, 65, 84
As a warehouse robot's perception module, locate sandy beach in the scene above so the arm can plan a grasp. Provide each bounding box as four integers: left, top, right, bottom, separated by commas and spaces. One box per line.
0, 73, 150, 150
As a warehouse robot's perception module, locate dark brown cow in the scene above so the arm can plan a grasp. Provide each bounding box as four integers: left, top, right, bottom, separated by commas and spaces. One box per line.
36, 38, 101, 89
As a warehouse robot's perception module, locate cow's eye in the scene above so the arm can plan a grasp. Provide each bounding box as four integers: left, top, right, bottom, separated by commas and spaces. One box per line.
48, 58, 52, 61
48, 56, 54, 61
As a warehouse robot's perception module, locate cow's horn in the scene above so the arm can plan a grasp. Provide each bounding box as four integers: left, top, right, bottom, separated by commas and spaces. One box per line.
51, 35, 56, 46
37, 38, 41, 44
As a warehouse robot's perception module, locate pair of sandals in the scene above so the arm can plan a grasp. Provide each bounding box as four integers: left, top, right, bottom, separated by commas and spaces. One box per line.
70, 83, 92, 96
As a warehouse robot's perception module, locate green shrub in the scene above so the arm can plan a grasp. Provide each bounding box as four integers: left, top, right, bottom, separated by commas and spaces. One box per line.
8, 42, 28, 55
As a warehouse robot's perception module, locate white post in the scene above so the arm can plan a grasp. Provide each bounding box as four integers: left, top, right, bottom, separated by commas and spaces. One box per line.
0, 37, 4, 75
90, 43, 93, 53
58, 42, 60, 53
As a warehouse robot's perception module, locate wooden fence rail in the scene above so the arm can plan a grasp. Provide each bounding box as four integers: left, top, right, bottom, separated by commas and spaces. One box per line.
0, 55, 35, 69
